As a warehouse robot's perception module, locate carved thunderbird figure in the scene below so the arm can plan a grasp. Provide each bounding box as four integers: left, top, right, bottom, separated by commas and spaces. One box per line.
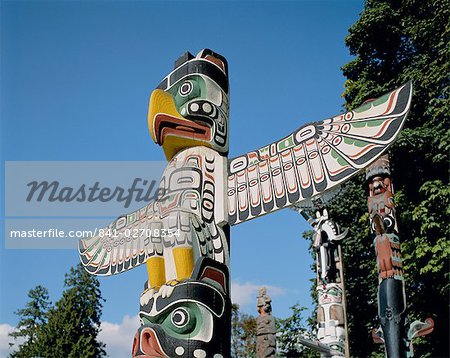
79, 49, 412, 357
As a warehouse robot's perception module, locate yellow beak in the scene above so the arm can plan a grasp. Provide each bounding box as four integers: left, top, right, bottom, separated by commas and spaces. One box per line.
147, 89, 184, 143
148, 89, 212, 161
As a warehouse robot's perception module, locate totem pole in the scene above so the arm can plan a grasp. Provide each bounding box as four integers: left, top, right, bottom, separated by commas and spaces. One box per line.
81, 49, 233, 358
295, 206, 349, 357
256, 287, 276, 358
78, 49, 413, 358
311, 208, 348, 357
367, 155, 434, 357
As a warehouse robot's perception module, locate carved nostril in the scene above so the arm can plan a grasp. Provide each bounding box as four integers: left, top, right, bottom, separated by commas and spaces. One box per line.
190, 103, 199, 112
141, 329, 153, 354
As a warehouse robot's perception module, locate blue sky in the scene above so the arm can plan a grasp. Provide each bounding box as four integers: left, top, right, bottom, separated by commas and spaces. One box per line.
1, 1, 363, 356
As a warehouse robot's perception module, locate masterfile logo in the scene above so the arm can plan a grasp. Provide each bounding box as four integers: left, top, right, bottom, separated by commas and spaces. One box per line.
4, 161, 167, 249
26, 177, 164, 209
5, 161, 166, 216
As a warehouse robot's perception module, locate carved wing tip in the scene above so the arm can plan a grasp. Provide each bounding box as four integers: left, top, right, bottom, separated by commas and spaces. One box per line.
78, 238, 86, 254
403, 80, 413, 103
395, 81, 413, 112
405, 80, 413, 91
78, 238, 103, 275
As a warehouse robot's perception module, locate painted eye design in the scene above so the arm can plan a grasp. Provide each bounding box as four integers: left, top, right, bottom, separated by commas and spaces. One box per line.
155, 302, 214, 342
178, 81, 193, 96
162, 305, 197, 336
171, 308, 190, 328
384, 217, 393, 230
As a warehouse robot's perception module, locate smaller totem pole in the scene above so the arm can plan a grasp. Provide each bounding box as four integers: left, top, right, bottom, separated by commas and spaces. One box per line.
367, 154, 434, 357
294, 205, 349, 357
310, 208, 348, 357
256, 287, 276, 358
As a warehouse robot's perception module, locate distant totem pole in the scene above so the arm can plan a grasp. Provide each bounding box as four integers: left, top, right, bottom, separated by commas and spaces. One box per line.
256, 287, 276, 358
312, 209, 348, 357
78, 49, 415, 358
367, 154, 434, 357
297, 206, 349, 357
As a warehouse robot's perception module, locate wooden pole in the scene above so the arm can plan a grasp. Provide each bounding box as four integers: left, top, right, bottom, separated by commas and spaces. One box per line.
337, 244, 350, 358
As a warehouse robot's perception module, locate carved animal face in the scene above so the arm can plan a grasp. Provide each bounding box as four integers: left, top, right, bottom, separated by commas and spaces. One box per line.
134, 283, 227, 357
148, 49, 229, 160
133, 258, 230, 358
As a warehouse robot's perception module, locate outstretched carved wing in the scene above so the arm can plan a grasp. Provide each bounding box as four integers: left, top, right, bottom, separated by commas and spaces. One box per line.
227, 82, 412, 225
79, 203, 161, 276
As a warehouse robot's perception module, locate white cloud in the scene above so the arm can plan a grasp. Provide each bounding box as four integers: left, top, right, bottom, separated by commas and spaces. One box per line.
0, 323, 23, 358
99, 315, 140, 358
231, 281, 285, 308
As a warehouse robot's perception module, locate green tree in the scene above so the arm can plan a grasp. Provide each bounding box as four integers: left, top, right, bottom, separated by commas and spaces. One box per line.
324, 0, 449, 356
240, 313, 257, 357
9, 285, 51, 358
277, 304, 319, 358
231, 303, 257, 358
231, 303, 244, 357
40, 263, 106, 358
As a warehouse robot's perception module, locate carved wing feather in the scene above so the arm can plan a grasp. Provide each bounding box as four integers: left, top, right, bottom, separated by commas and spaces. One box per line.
78, 203, 160, 276
227, 82, 412, 225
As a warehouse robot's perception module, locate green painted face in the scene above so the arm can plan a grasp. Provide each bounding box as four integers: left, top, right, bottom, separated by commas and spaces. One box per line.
136, 258, 230, 357
149, 50, 230, 158
168, 76, 205, 114
142, 302, 213, 341
161, 304, 200, 339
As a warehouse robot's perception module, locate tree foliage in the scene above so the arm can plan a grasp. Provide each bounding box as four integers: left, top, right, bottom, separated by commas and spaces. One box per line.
9, 264, 106, 358
324, 0, 449, 356
9, 285, 51, 358
277, 304, 319, 358
231, 303, 257, 358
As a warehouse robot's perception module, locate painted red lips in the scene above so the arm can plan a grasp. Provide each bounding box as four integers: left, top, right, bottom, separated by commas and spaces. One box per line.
155, 114, 211, 145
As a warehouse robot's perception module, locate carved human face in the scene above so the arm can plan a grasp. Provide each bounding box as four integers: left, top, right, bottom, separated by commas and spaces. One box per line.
370, 176, 390, 195
148, 49, 229, 160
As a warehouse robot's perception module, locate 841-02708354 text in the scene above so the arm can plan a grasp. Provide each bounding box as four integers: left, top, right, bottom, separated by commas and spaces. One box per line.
8, 227, 181, 239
